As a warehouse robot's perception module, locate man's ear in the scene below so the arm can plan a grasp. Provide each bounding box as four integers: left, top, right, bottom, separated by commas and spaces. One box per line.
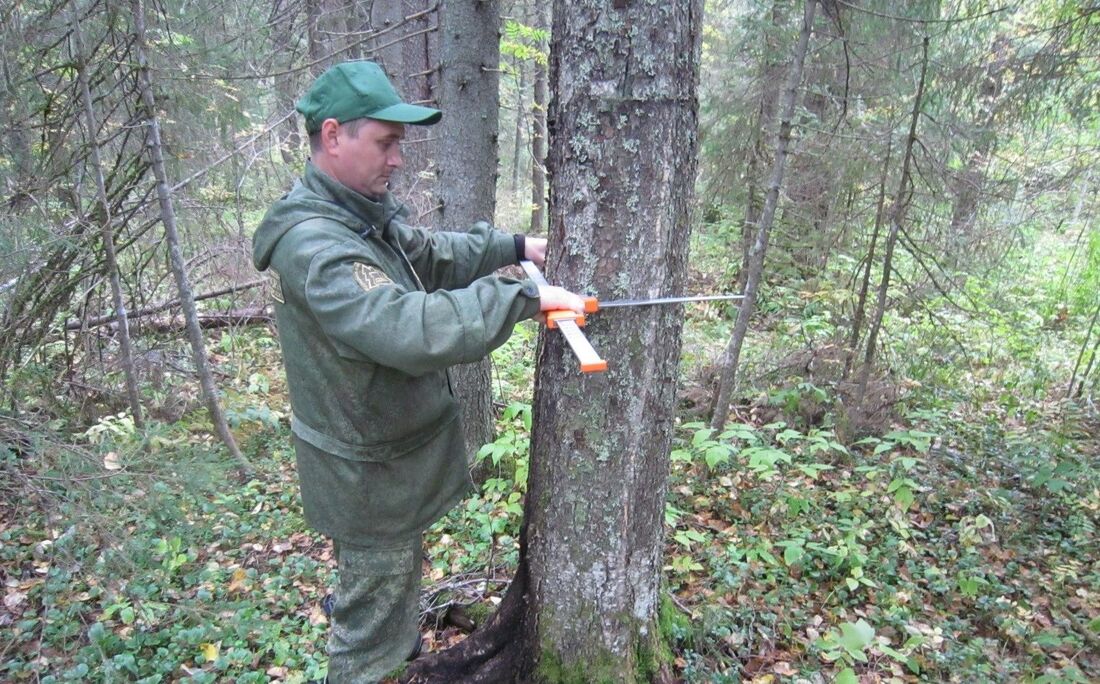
318, 118, 341, 154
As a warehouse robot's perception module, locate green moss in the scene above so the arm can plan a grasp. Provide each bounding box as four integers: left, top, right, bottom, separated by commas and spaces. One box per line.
464, 600, 493, 626
534, 616, 673, 683
658, 592, 692, 650
536, 647, 620, 684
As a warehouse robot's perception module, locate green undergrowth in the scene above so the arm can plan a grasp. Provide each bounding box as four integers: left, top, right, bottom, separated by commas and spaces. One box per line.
2, 287, 1098, 682
661, 408, 1099, 683
0, 422, 331, 682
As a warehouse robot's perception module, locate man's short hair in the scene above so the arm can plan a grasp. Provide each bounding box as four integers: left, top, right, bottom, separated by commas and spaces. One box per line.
308, 117, 372, 154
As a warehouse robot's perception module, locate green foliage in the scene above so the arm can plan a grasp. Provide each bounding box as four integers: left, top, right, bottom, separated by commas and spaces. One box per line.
663, 357, 1098, 682
501, 19, 549, 68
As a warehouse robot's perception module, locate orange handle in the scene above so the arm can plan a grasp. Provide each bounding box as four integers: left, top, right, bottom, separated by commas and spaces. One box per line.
583, 296, 599, 313
546, 310, 586, 329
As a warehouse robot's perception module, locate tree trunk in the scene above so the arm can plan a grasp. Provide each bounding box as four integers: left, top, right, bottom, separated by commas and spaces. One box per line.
737, 0, 787, 292
1067, 299, 1100, 398
305, 0, 327, 75
511, 62, 526, 195
438, 0, 501, 457
842, 139, 891, 380
131, 0, 252, 473
405, 0, 701, 679
71, 9, 144, 427
711, 0, 817, 432
854, 36, 930, 410
269, 0, 303, 164
373, 0, 442, 223
438, 0, 500, 229
529, 2, 550, 235
522, 0, 701, 673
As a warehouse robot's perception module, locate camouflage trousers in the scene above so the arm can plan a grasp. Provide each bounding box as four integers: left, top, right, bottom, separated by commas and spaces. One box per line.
327, 537, 423, 683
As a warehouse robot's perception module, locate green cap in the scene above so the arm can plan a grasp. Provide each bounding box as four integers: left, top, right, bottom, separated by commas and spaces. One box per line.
296, 61, 442, 133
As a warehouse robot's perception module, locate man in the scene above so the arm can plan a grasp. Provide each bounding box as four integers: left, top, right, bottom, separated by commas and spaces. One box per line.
252, 61, 584, 682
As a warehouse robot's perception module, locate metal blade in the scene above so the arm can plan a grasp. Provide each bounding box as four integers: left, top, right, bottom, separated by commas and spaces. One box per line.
598, 294, 743, 309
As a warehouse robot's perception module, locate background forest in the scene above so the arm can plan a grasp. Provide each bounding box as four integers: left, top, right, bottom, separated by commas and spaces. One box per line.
1, 0, 1097, 682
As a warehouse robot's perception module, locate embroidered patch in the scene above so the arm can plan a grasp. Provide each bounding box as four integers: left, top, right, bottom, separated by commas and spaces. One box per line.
269, 270, 285, 304
353, 263, 393, 292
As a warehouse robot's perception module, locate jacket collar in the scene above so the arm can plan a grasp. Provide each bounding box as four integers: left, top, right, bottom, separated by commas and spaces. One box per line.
301, 161, 405, 237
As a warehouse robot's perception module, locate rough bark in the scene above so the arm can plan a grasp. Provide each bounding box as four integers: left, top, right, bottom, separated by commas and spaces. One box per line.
854, 37, 930, 410
405, 0, 701, 679
711, 0, 817, 432
71, 9, 144, 427
131, 0, 252, 473
438, 0, 500, 230
438, 0, 502, 456
522, 0, 701, 674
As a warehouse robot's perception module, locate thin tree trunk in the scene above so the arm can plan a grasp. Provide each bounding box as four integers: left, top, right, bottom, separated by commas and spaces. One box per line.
511, 62, 526, 195
738, 148, 761, 293
1079, 331, 1100, 397
737, 0, 787, 292
71, 9, 144, 427
854, 36, 930, 410
131, 0, 251, 473
843, 139, 891, 380
1068, 299, 1100, 398
306, 0, 325, 75
269, 0, 303, 164
711, 0, 817, 432
438, 0, 501, 456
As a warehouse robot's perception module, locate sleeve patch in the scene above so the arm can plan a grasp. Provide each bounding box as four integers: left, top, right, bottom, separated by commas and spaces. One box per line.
353, 263, 393, 292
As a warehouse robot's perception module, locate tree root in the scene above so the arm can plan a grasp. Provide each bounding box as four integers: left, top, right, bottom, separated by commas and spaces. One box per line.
403, 569, 528, 683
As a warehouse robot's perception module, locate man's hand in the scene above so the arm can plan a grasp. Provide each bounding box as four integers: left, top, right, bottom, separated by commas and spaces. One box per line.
534, 285, 586, 324
525, 237, 548, 267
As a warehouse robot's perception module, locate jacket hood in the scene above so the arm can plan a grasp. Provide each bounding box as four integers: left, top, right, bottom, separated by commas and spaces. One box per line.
252, 162, 406, 271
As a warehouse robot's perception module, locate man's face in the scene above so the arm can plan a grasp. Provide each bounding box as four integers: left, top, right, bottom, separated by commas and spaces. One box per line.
327, 119, 406, 198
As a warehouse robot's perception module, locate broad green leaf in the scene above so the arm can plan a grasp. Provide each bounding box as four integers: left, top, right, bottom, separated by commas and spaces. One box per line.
838, 619, 875, 657
834, 668, 858, 684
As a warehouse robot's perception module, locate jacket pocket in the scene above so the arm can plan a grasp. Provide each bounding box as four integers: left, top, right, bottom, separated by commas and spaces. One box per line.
291, 407, 459, 462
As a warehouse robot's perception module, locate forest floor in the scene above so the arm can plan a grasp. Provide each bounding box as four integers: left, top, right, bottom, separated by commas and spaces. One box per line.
1, 285, 1098, 682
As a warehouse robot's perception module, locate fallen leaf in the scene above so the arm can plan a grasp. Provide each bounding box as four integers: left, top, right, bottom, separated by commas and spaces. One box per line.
272, 541, 293, 554
103, 452, 122, 471
227, 568, 249, 594
200, 642, 219, 661
3, 591, 27, 611
308, 604, 328, 626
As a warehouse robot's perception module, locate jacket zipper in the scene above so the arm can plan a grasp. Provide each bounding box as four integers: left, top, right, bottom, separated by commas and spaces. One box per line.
378, 230, 457, 398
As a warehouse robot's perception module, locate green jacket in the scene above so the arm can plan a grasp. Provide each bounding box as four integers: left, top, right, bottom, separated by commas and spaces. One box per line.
253, 162, 540, 542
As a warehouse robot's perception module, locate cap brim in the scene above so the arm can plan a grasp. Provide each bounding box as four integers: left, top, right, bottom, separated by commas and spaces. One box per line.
369, 102, 442, 125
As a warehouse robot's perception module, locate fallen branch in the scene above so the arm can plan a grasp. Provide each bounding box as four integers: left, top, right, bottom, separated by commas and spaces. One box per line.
141, 307, 271, 333
64, 278, 265, 330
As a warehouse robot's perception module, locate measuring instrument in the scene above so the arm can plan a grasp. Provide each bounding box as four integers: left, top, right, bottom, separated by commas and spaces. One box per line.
520, 260, 742, 374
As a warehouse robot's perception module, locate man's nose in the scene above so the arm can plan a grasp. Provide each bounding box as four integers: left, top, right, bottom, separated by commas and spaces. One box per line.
389, 147, 404, 168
